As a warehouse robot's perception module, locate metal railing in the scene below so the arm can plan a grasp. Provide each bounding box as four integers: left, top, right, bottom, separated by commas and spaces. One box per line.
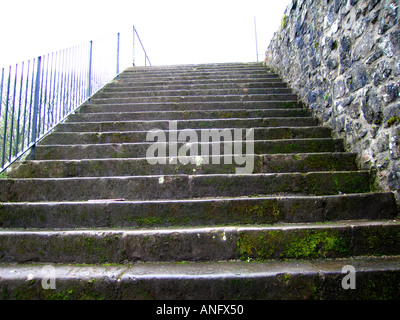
133, 26, 151, 67
0, 25, 150, 173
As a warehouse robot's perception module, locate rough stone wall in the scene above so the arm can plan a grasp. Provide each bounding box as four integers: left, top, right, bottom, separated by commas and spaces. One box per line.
266, 0, 400, 194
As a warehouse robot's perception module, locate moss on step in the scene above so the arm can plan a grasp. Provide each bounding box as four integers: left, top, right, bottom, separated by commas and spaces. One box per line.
237, 228, 352, 260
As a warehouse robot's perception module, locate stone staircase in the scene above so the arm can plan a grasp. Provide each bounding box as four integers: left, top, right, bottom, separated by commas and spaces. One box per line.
0, 62, 399, 300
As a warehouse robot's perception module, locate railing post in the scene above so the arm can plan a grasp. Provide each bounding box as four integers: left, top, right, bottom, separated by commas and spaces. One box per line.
116, 32, 120, 77
87, 40, 93, 104
132, 25, 136, 67
30, 56, 42, 159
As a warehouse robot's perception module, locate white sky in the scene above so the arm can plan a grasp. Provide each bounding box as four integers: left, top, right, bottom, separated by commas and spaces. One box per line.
0, 0, 290, 68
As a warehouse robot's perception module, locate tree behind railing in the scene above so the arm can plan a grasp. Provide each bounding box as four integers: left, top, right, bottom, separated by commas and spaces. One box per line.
0, 25, 150, 173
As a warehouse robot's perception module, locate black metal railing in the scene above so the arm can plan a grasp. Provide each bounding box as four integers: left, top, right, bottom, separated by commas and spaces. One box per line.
0, 25, 150, 173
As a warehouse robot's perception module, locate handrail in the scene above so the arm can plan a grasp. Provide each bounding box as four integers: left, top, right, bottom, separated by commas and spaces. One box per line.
133, 25, 151, 67
0, 25, 150, 173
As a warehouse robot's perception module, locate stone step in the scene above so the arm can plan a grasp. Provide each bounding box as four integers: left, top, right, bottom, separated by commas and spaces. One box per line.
127, 61, 263, 68
67, 108, 310, 122
1, 256, 400, 299
117, 74, 281, 83
39, 127, 333, 145
121, 64, 271, 73
118, 69, 276, 79
103, 81, 289, 92
1, 221, 399, 264
94, 87, 293, 98
32, 138, 345, 160
54, 117, 319, 132
0, 171, 372, 202
0, 193, 396, 229
123, 62, 266, 73
7, 153, 358, 178
80, 101, 303, 113
112, 77, 284, 87
88, 94, 298, 105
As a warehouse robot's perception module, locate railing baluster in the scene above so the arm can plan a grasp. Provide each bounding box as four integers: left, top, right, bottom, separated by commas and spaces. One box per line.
15, 62, 25, 157
54, 51, 62, 124
72, 45, 78, 110
1, 67, 12, 167
42, 54, 50, 135
37, 55, 45, 138
66, 47, 73, 115
27, 58, 36, 145
0, 68, 4, 119
47, 53, 54, 131
87, 40, 93, 101
8, 64, 18, 161
21, 60, 30, 151
30, 56, 42, 160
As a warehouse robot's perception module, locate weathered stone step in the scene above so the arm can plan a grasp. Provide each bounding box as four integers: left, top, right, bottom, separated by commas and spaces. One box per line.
67, 109, 310, 122
117, 74, 280, 83
39, 127, 333, 145
112, 77, 284, 87
94, 87, 292, 98
0, 171, 372, 202
0, 193, 396, 229
8, 153, 358, 178
54, 117, 319, 132
124, 63, 266, 73
121, 64, 271, 72
33, 138, 344, 160
1, 220, 400, 264
32, 138, 345, 160
1, 256, 400, 299
104, 81, 288, 92
89, 94, 298, 105
80, 101, 303, 113
128, 61, 263, 68
118, 69, 276, 79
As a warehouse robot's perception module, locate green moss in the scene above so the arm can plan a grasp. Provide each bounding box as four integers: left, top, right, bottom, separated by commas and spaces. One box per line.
136, 216, 164, 227
41, 286, 104, 300
307, 172, 370, 195
305, 154, 339, 171
69, 162, 76, 176
361, 226, 400, 255
387, 117, 400, 127
284, 230, 350, 258
237, 228, 351, 261
271, 142, 298, 154
281, 101, 297, 108
282, 14, 288, 29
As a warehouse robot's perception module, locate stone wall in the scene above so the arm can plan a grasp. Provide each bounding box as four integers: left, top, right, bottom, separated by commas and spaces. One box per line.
266, 0, 400, 194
